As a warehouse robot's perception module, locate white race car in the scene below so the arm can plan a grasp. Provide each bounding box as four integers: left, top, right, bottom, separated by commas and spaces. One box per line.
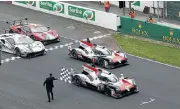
0, 33, 46, 57
68, 39, 128, 69
71, 64, 139, 98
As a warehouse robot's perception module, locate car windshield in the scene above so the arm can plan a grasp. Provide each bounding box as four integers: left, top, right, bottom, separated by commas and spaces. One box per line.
101, 49, 112, 55
31, 26, 48, 33
107, 75, 119, 82
16, 36, 34, 44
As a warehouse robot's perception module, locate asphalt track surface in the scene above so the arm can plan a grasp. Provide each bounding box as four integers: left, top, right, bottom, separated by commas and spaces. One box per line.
0, 3, 180, 109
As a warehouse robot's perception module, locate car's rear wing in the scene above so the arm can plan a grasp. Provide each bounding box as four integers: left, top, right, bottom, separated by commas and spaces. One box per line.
6, 18, 28, 25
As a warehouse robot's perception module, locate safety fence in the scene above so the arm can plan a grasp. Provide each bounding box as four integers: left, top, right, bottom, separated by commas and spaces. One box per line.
118, 16, 180, 45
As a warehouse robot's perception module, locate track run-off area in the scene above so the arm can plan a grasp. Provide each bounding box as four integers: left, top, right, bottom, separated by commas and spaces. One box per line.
0, 3, 180, 109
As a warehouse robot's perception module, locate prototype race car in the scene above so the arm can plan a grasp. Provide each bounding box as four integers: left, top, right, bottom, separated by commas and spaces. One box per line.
68, 38, 128, 69
0, 33, 46, 57
71, 64, 139, 98
7, 18, 60, 44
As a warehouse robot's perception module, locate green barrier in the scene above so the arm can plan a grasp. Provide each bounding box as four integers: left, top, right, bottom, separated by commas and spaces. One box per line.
39, 1, 64, 14
118, 16, 180, 45
15, 1, 36, 7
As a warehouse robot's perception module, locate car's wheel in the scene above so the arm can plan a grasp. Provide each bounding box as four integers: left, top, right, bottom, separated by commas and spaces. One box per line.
9, 30, 14, 33
41, 51, 46, 56
97, 83, 104, 92
134, 86, 139, 93
27, 54, 33, 58
15, 48, 21, 57
100, 59, 109, 68
42, 41, 47, 45
74, 76, 82, 86
30, 35, 36, 40
57, 37, 60, 42
71, 49, 78, 59
104, 88, 111, 96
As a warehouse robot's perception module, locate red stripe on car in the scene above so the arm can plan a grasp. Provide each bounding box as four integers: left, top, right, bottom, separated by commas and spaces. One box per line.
80, 40, 94, 48
83, 64, 99, 75
120, 79, 134, 91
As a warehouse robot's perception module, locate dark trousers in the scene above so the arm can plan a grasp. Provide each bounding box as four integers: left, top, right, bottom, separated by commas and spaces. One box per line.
46, 87, 54, 101
105, 7, 110, 12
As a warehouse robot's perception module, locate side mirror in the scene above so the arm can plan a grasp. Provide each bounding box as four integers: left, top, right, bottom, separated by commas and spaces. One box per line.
25, 18, 28, 20
47, 27, 50, 30
0, 39, 5, 44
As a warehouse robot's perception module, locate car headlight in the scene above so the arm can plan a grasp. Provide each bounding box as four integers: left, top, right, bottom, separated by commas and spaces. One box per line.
131, 79, 136, 85
36, 41, 45, 49
20, 47, 31, 53
124, 54, 127, 58
40, 43, 45, 49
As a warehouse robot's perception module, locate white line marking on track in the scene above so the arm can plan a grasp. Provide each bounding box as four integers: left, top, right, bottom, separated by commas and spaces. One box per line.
11, 57, 16, 60
49, 48, 53, 51
61, 36, 77, 41
16, 57, 21, 59
66, 25, 75, 29
68, 42, 74, 45
1, 56, 22, 64
54, 46, 58, 48
140, 98, 155, 105
64, 44, 69, 46
94, 31, 101, 34
59, 45, 63, 48
5, 59, 10, 62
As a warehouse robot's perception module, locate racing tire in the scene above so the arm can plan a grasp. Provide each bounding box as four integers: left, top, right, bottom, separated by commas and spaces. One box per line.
42, 41, 47, 45
27, 54, 33, 59
30, 35, 36, 41
104, 88, 111, 97
71, 49, 78, 59
57, 37, 60, 42
15, 48, 22, 57
9, 30, 14, 33
41, 50, 46, 56
74, 76, 82, 86
134, 87, 139, 93
99, 59, 109, 69
97, 83, 104, 92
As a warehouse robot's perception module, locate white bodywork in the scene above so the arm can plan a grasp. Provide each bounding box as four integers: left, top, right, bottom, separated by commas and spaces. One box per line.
0, 33, 45, 56
72, 64, 137, 92
68, 40, 127, 60
73, 64, 119, 87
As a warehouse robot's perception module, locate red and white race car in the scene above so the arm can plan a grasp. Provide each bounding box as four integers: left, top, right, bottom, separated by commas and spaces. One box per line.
7, 18, 60, 45
68, 38, 128, 69
71, 64, 139, 98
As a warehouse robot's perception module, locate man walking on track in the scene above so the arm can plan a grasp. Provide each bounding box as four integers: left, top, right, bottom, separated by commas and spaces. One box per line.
43, 73, 58, 102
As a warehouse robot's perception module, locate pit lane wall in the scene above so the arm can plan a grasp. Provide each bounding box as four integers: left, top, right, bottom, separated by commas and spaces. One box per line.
11, 1, 120, 31
119, 16, 180, 45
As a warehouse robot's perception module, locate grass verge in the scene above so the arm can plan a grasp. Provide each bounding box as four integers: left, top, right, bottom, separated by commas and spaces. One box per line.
113, 34, 180, 67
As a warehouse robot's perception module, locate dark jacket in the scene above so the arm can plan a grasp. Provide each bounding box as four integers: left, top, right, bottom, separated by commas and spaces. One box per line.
43, 77, 57, 88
